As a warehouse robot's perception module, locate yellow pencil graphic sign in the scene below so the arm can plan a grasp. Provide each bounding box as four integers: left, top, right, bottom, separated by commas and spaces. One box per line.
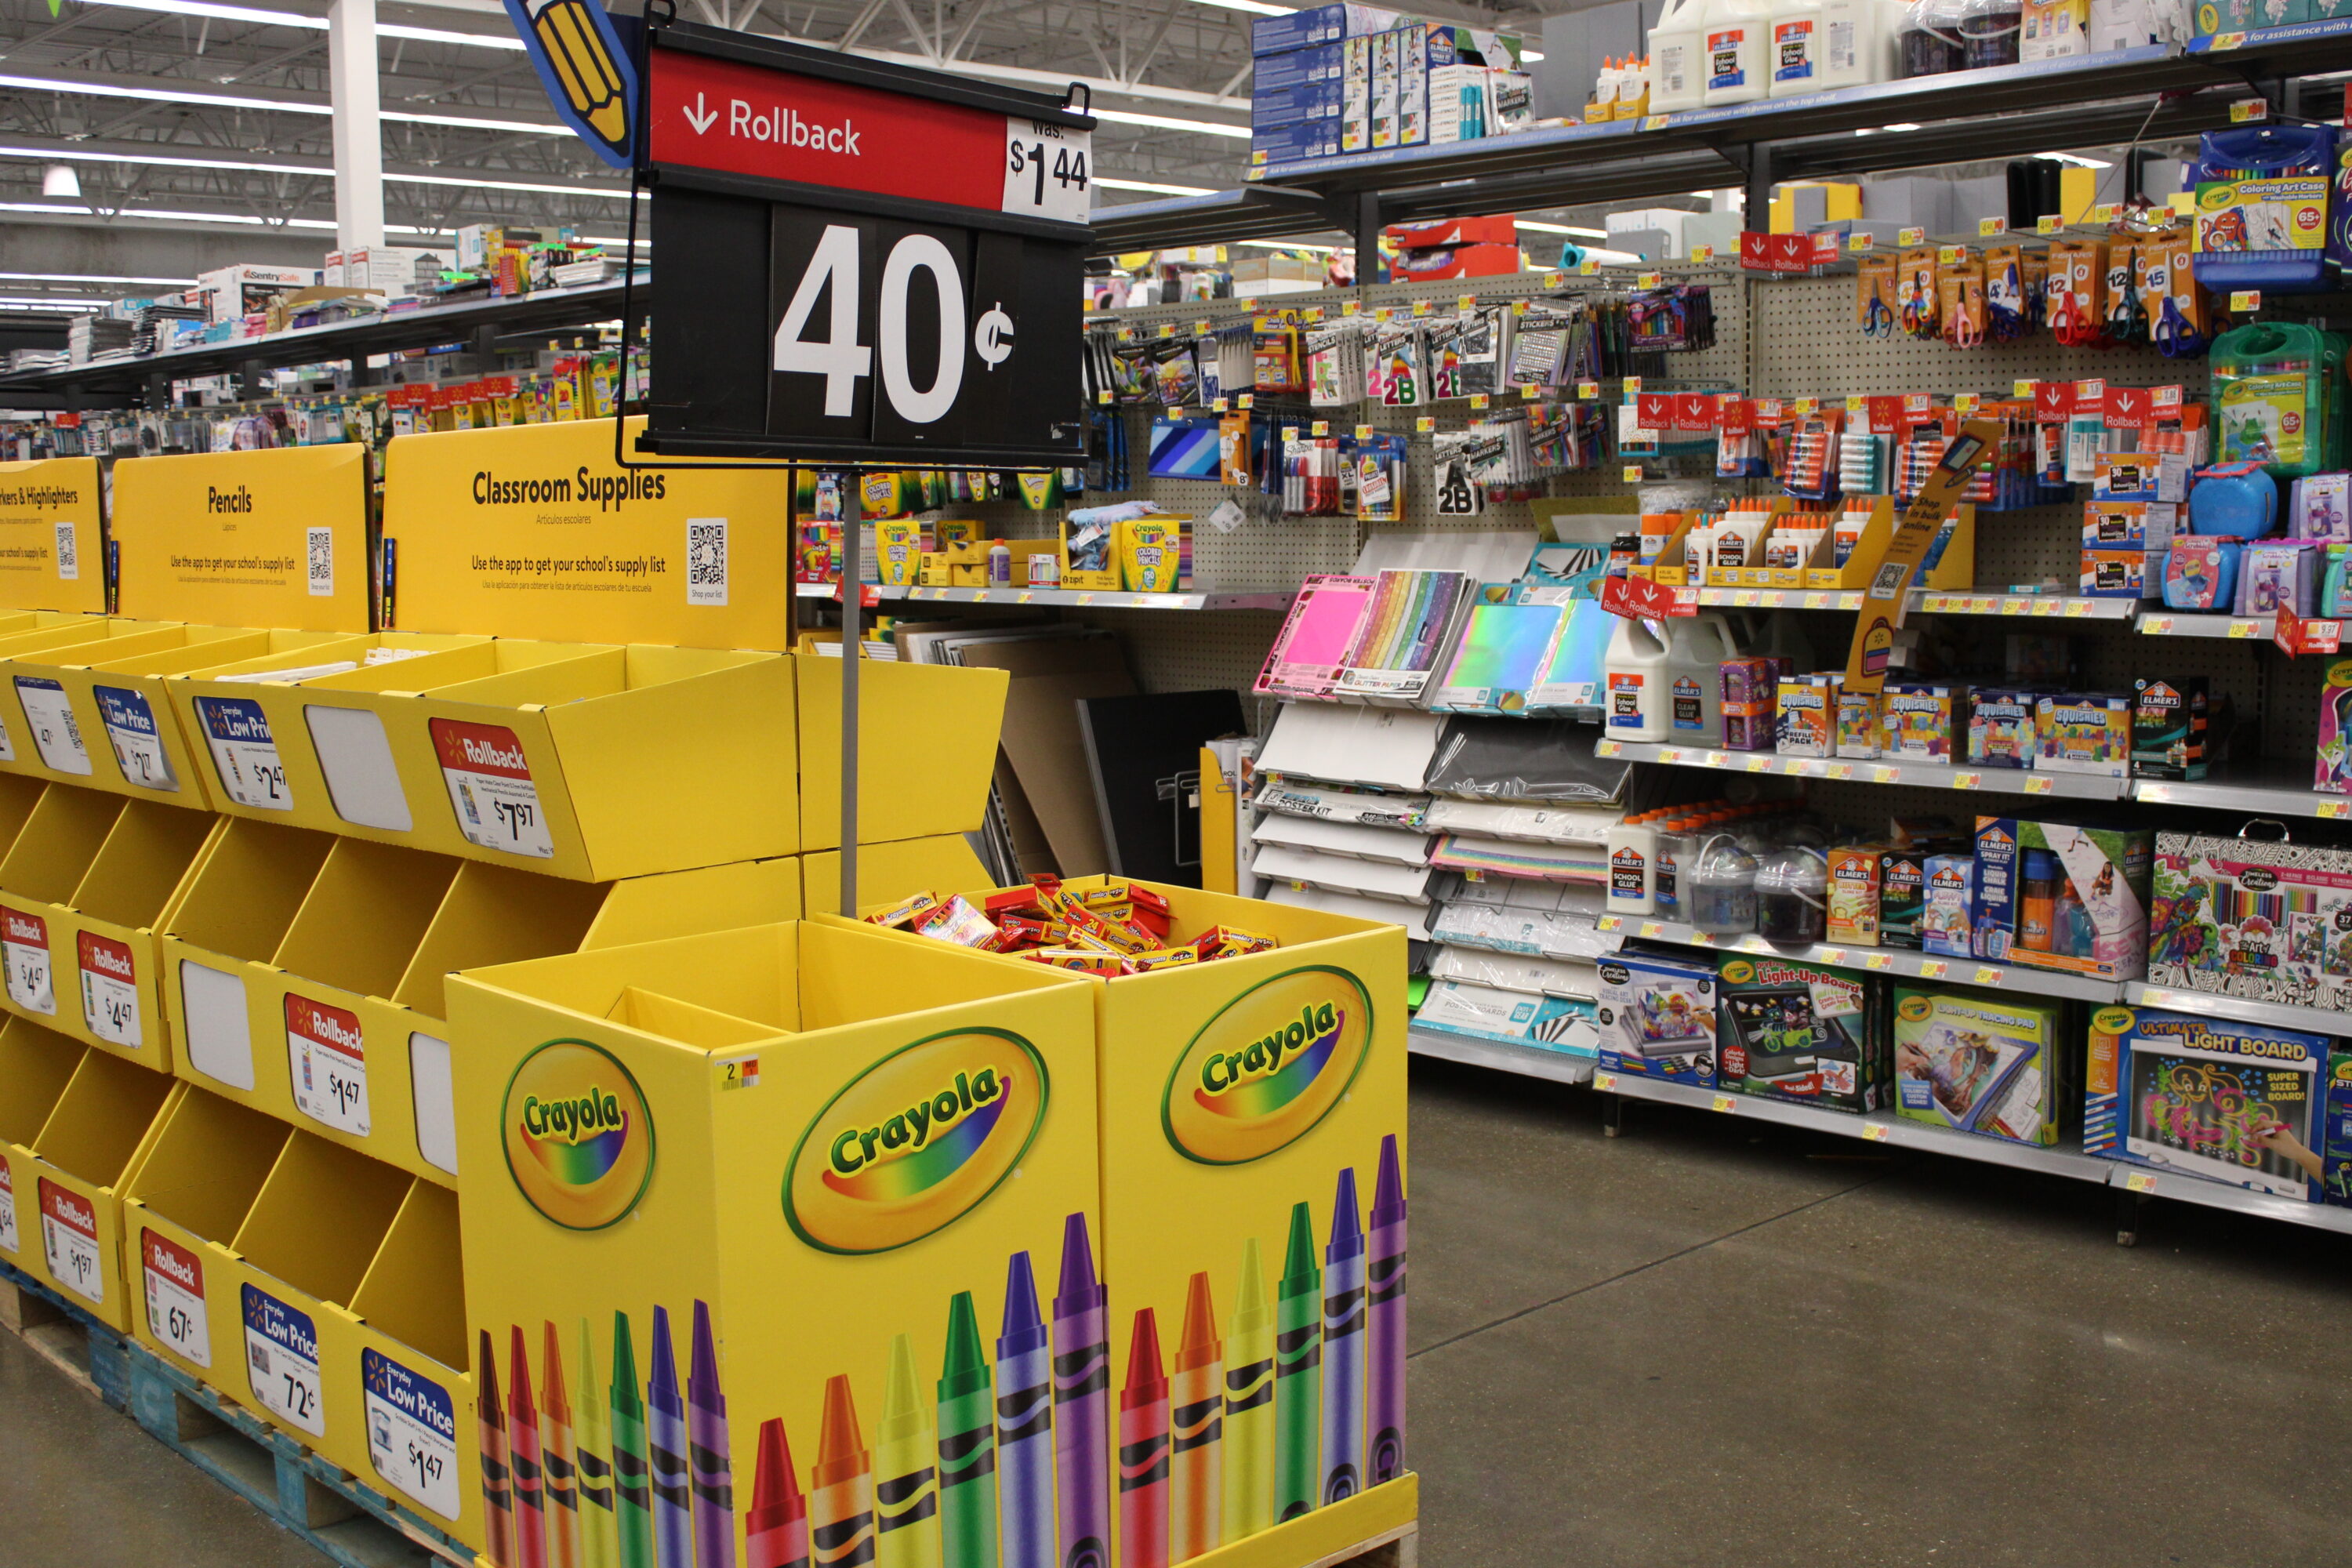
503, 0, 637, 169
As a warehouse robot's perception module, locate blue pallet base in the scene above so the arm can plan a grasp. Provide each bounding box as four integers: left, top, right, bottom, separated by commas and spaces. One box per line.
2, 1258, 474, 1568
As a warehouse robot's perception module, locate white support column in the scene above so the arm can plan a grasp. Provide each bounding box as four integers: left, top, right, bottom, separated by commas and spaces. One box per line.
328, 0, 385, 252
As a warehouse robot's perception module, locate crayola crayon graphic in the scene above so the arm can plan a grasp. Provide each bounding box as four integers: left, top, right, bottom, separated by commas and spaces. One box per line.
996, 1254, 1054, 1568
1366, 1136, 1407, 1486
1117, 1310, 1170, 1568
482, 1329, 518, 1568
1273, 1203, 1322, 1523
1319, 1171, 1365, 1506
1219, 1240, 1274, 1544
513, 1326, 552, 1568
611, 1312, 657, 1568
814, 1374, 878, 1568
877, 1334, 942, 1568
648, 1307, 695, 1568
1169, 1274, 1222, 1563
935, 1292, 998, 1568
544, 1323, 585, 1568
690, 1302, 738, 1568
749, 1417, 811, 1568
577, 1319, 619, 1568
1052, 1216, 1110, 1568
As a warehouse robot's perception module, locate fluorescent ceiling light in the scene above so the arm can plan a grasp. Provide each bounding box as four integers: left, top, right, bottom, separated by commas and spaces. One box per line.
82, 0, 525, 48
0, 201, 98, 215
387, 109, 566, 133
2037, 151, 2112, 168
1094, 175, 1216, 194
122, 206, 268, 223
1520, 49, 1544, 60
0, 141, 304, 175
1185, 0, 1292, 14
0, 270, 196, 284
0, 296, 106, 308
1088, 107, 1250, 138
1517, 221, 1606, 238
0, 71, 564, 133
283, 217, 444, 232
380, 22, 524, 48
386, 170, 628, 198
1233, 238, 1336, 252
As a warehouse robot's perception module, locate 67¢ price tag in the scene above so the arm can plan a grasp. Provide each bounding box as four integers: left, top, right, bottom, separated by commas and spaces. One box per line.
143, 1229, 212, 1368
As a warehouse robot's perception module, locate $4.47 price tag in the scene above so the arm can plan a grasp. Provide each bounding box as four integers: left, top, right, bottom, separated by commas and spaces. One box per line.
78, 931, 141, 1050
2, 905, 55, 1017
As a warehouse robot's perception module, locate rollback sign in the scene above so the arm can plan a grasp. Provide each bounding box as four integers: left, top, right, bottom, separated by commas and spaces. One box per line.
637, 21, 1091, 466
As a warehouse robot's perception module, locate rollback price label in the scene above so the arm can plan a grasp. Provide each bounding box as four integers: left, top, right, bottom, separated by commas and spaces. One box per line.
285, 993, 370, 1135
13, 676, 91, 775
2, 906, 55, 1016
38, 1178, 103, 1305
143, 1228, 211, 1367
0, 1156, 16, 1255
78, 930, 141, 1049
363, 1348, 460, 1520
194, 696, 293, 811
430, 718, 554, 859
244, 1283, 325, 1436
93, 684, 178, 792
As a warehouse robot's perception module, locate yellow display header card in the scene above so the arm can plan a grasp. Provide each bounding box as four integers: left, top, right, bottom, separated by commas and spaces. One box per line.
383, 417, 796, 650
111, 445, 372, 631
0, 456, 106, 614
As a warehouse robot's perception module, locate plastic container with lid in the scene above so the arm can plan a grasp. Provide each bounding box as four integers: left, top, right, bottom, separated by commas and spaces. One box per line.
1649, 0, 1708, 111
1686, 830, 1761, 935
1955, 0, 2022, 69
1896, 0, 1969, 74
1755, 843, 1829, 942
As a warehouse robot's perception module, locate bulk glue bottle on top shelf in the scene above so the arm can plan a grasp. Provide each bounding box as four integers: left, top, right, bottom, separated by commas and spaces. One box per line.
1813, 0, 1902, 87
1700, 0, 1772, 107
1608, 810, 1661, 916
1667, 612, 1741, 745
1604, 612, 1673, 741
1769, 0, 1824, 95
1648, 0, 1706, 112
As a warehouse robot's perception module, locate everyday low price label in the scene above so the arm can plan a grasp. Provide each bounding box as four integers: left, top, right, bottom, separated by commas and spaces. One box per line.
244, 1283, 325, 1436
363, 1348, 460, 1520
194, 696, 293, 811
2, 906, 55, 1016
143, 1228, 211, 1368
285, 993, 370, 1135
78, 931, 141, 1050
93, 685, 177, 793
0, 1158, 16, 1255
13, 677, 91, 775
430, 719, 554, 859
38, 1178, 103, 1305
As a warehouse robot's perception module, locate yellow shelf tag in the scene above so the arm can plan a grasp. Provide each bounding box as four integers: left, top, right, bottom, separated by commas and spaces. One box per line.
1691, 245, 1715, 263
1898, 227, 1925, 245
1414, 416, 1434, 433
1978, 216, 2005, 236
1623, 464, 1644, 483
2230, 289, 2263, 313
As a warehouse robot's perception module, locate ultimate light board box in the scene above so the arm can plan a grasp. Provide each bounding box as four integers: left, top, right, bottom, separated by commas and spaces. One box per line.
833, 875, 1416, 1566
446, 921, 1114, 1568
2085, 1005, 2329, 1201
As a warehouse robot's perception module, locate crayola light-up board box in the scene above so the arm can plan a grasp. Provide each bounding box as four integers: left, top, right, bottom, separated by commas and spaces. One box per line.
446, 922, 1105, 1568
833, 875, 1416, 1567
0, 457, 107, 615
111, 445, 375, 633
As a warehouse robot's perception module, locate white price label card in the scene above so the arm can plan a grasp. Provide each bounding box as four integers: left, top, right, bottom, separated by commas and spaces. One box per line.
1002, 119, 1092, 223
13, 676, 90, 775
2, 906, 55, 1016
1710, 1094, 1737, 1114
40, 1178, 104, 1304
194, 696, 293, 811
244, 1283, 325, 1436
143, 1228, 212, 1368
2124, 1171, 2158, 1194
365, 1348, 462, 1521
432, 719, 554, 859
0, 1156, 15, 1255
286, 993, 371, 1135
93, 685, 177, 792
78, 931, 141, 1050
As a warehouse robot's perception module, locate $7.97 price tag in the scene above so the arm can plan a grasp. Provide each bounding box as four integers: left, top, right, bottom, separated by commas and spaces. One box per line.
430, 719, 554, 860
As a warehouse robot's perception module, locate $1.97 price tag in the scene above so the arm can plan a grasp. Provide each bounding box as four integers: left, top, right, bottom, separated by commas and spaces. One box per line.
38, 1178, 103, 1306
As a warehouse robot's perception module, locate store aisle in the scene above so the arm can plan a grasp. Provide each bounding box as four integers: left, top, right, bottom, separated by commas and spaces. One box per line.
0, 1327, 329, 1567
1409, 1059, 2352, 1568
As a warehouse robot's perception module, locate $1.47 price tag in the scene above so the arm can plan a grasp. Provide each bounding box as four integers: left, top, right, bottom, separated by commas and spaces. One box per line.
365, 1348, 462, 1521
285, 993, 371, 1136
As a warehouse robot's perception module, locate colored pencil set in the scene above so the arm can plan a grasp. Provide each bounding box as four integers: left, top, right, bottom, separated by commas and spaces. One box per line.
477, 1138, 1406, 1568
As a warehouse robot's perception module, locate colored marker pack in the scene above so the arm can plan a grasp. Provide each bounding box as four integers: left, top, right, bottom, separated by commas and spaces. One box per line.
2086, 1007, 2328, 1200
1596, 946, 1717, 1085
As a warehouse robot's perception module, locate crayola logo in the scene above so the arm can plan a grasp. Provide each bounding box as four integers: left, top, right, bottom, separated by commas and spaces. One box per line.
1897, 994, 1936, 1023
501, 1039, 655, 1232
785, 1029, 1047, 1256
1163, 966, 1374, 1166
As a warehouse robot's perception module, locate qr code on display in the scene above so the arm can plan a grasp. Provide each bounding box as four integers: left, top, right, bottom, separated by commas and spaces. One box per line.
687, 517, 728, 606
307, 526, 334, 597
53, 521, 76, 580
1870, 561, 1905, 599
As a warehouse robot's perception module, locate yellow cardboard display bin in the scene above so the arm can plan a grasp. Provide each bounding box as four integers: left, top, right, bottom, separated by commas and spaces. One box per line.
798, 832, 994, 913
799, 658, 1007, 852
168, 636, 798, 881
836, 877, 1414, 1566
0, 456, 107, 615
0, 626, 349, 805
0, 782, 219, 1069
445, 920, 1102, 1568
160, 815, 803, 1184
0, 1018, 175, 1327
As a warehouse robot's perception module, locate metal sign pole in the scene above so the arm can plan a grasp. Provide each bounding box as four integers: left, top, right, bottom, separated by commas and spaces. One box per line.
840, 555, 861, 917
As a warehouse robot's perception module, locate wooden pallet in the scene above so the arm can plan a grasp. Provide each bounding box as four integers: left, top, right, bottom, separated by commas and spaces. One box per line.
2, 1260, 473, 1568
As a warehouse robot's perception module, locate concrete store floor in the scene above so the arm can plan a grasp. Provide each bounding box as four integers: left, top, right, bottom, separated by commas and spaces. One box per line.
5, 1056, 2349, 1567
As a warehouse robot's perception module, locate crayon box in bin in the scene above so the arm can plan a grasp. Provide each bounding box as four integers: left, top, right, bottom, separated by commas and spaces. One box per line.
0, 1017, 176, 1327
168, 636, 799, 881
1971, 816, 2151, 981
446, 922, 1105, 1568
118, 1083, 486, 1551
161, 815, 802, 1185
2085, 1005, 2329, 1201
831, 875, 1418, 1564
0, 626, 351, 806
1, 780, 220, 1070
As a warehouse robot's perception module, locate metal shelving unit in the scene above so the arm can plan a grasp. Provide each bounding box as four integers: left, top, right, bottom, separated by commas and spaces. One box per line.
2122, 982, 2350, 1037
1407, 1025, 1596, 1085
2133, 768, 2352, 819
1690, 586, 2137, 619
1593, 737, 2132, 798
793, 582, 1297, 611
1595, 913, 2125, 1001
2136, 612, 2276, 638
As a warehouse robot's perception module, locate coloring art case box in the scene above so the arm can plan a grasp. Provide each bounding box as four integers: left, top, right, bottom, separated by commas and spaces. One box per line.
1714, 954, 1884, 1112
1596, 945, 1715, 1085
1893, 985, 2063, 1145
161, 815, 803, 1186
2085, 1006, 2328, 1200
2147, 829, 2352, 1014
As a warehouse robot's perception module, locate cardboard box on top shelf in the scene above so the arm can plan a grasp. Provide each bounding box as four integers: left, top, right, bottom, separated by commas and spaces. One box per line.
0, 456, 107, 616
159, 813, 803, 1185
445, 921, 1105, 1568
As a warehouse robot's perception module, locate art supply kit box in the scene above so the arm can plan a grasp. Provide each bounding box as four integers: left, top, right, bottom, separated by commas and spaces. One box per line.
2085, 1005, 2329, 1201
1893, 985, 2064, 1147
1596, 946, 1716, 1085
1714, 955, 1886, 1112
1973, 816, 2151, 980
2148, 829, 2352, 1014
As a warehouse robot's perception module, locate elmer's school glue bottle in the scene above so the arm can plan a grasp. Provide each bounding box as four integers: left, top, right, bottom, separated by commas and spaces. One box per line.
1701, 0, 1772, 106
1608, 811, 1660, 915
1605, 613, 1674, 740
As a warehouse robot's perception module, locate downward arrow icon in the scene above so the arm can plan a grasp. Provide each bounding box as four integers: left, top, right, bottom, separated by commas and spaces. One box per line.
683, 92, 717, 134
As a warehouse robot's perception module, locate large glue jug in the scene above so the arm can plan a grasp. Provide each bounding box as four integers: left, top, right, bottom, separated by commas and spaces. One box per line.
1767, 0, 1824, 95
1648, 0, 1707, 111
1700, 0, 1772, 105
1603, 613, 1673, 741
1665, 612, 1741, 745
